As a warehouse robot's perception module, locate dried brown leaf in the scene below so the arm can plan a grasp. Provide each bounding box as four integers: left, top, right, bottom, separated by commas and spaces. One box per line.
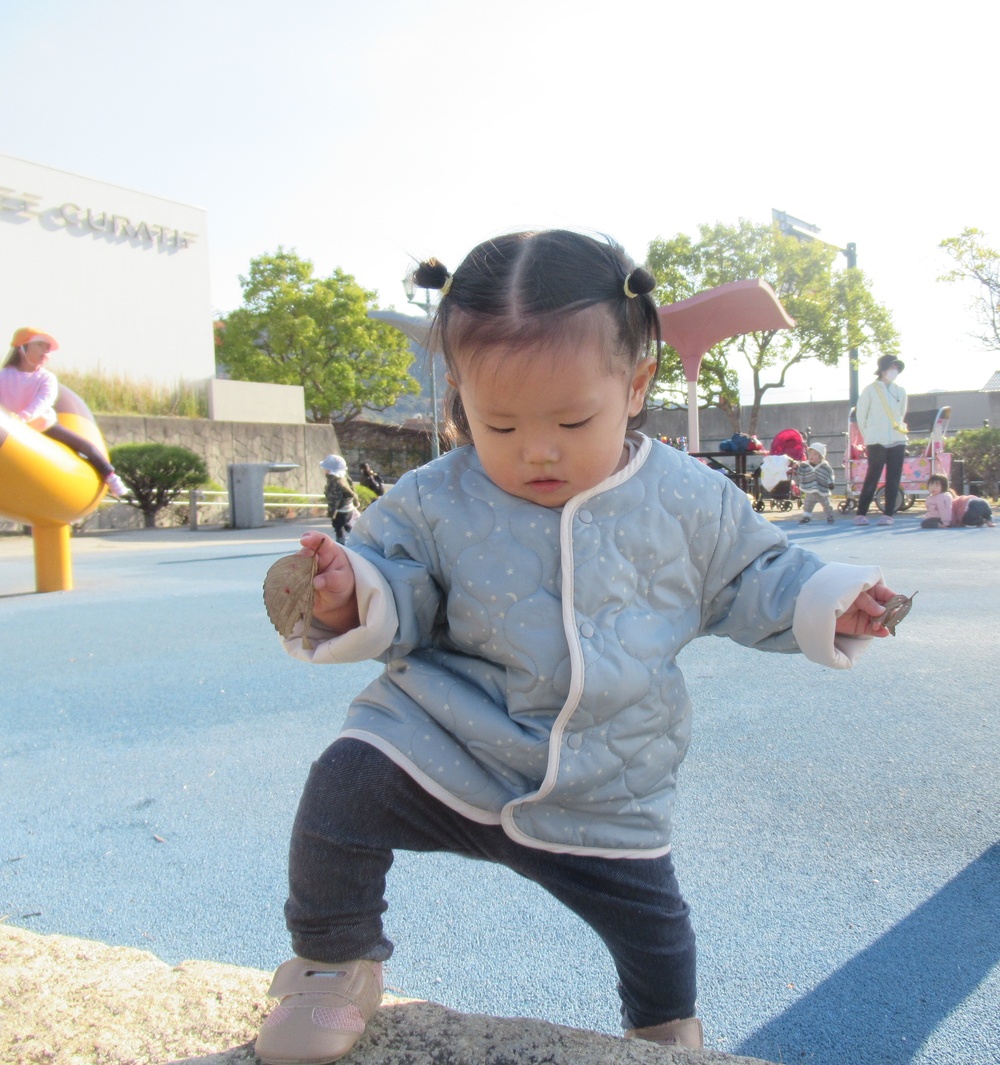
263, 554, 318, 649
879, 591, 917, 636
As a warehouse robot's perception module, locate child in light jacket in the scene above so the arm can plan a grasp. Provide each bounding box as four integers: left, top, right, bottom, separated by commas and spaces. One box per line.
256, 229, 900, 1065
797, 442, 836, 523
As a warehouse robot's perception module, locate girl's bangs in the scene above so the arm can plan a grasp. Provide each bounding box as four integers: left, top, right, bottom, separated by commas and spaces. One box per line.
442, 304, 621, 375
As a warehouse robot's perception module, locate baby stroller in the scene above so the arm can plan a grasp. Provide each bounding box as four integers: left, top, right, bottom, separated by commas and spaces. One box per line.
753, 428, 805, 512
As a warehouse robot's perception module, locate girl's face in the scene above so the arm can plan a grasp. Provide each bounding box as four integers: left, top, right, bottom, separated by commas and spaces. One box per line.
21, 340, 52, 371
807, 449, 822, 464
928, 481, 942, 495
449, 339, 655, 508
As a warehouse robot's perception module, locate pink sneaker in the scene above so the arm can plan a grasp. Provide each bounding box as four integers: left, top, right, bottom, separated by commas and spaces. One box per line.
853, 515, 869, 526
876, 515, 894, 526
626, 1016, 704, 1049
104, 472, 128, 498
255, 958, 383, 1065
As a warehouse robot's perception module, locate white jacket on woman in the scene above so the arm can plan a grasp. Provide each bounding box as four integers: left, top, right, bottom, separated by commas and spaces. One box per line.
856, 379, 908, 448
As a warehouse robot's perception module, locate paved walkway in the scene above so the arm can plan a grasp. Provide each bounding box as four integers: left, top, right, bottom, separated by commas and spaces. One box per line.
2, 511, 998, 1064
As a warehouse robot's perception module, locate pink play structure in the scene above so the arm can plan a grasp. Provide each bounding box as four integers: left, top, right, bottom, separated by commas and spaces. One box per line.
657, 279, 796, 452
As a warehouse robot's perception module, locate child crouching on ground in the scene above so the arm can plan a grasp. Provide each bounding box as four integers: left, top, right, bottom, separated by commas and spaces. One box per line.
922, 474, 996, 527
797, 442, 836, 523
255, 230, 898, 1065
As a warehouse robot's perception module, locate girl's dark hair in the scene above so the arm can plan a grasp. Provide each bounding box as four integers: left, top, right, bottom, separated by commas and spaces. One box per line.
927, 474, 951, 494
411, 230, 661, 444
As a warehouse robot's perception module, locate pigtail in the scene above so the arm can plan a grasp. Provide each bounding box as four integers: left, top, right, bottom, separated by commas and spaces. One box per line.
619, 264, 661, 430
412, 258, 452, 293
623, 267, 656, 299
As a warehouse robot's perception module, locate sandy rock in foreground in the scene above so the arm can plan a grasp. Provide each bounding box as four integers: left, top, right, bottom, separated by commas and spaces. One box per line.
0, 924, 775, 1065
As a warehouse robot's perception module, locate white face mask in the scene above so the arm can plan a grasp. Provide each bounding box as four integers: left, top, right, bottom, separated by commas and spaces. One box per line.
883, 368, 899, 383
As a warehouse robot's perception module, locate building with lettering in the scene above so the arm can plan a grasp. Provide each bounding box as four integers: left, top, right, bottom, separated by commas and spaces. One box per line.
0, 153, 214, 387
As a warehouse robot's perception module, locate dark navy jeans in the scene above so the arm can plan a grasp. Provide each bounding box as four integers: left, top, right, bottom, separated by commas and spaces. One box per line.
857, 442, 907, 516
284, 738, 697, 1030
43, 422, 114, 479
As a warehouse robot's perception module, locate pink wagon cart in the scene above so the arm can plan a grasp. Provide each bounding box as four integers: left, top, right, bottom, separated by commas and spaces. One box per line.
840, 405, 952, 514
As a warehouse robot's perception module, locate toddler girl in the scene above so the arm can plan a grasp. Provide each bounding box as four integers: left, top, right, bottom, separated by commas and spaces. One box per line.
255, 230, 897, 1064
796, 441, 836, 523
921, 474, 953, 528
923, 474, 996, 527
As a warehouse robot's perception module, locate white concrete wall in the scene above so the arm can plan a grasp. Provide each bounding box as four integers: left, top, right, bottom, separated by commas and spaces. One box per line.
208, 379, 305, 424
0, 154, 214, 387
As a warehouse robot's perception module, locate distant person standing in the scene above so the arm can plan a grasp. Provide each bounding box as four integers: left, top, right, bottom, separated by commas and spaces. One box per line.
796, 442, 836, 524
0, 327, 127, 497
321, 454, 360, 544
358, 461, 385, 497
854, 354, 907, 526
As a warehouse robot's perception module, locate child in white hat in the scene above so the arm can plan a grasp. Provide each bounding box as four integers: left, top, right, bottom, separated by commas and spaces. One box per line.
320, 454, 360, 544
797, 442, 836, 523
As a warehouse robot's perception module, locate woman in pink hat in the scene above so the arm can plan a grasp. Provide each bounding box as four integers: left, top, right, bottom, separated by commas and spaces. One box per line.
0, 328, 127, 496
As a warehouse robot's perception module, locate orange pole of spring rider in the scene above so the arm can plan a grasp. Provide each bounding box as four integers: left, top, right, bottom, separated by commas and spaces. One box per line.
32, 522, 74, 592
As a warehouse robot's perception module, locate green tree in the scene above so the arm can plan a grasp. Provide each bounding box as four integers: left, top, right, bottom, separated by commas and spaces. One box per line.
110, 443, 209, 528
647, 220, 900, 436
216, 249, 419, 423
939, 227, 1000, 350
949, 426, 1000, 497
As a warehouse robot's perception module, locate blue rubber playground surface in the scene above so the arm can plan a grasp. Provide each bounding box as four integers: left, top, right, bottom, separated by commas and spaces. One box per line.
2, 511, 998, 1064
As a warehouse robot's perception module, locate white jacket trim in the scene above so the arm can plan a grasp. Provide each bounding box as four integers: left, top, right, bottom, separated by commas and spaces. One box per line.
792, 561, 883, 669
339, 730, 503, 825
499, 435, 656, 851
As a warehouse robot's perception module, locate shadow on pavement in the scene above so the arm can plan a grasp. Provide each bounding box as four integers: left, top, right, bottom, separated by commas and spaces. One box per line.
737, 842, 1000, 1064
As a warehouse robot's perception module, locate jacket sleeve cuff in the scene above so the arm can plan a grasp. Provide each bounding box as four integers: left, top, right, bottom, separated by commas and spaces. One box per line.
283, 548, 398, 663
792, 562, 884, 670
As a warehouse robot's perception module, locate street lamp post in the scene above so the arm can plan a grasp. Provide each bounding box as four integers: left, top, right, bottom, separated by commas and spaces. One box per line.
772, 210, 860, 408
844, 241, 859, 409
402, 275, 440, 459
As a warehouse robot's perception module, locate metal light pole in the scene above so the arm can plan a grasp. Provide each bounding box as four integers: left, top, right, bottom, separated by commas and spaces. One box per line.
772, 210, 860, 408
402, 275, 440, 459
844, 241, 859, 409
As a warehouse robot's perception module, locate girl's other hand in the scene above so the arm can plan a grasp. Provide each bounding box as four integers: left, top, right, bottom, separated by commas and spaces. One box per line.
835, 581, 897, 638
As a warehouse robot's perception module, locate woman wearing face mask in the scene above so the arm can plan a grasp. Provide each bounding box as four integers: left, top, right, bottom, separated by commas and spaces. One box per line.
854, 354, 907, 525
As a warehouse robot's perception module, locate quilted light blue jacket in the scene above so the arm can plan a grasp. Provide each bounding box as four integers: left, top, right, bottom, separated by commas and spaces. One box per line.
288, 434, 880, 857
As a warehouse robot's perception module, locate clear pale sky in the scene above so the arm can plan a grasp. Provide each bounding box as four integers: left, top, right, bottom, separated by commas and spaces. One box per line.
5, 0, 999, 404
